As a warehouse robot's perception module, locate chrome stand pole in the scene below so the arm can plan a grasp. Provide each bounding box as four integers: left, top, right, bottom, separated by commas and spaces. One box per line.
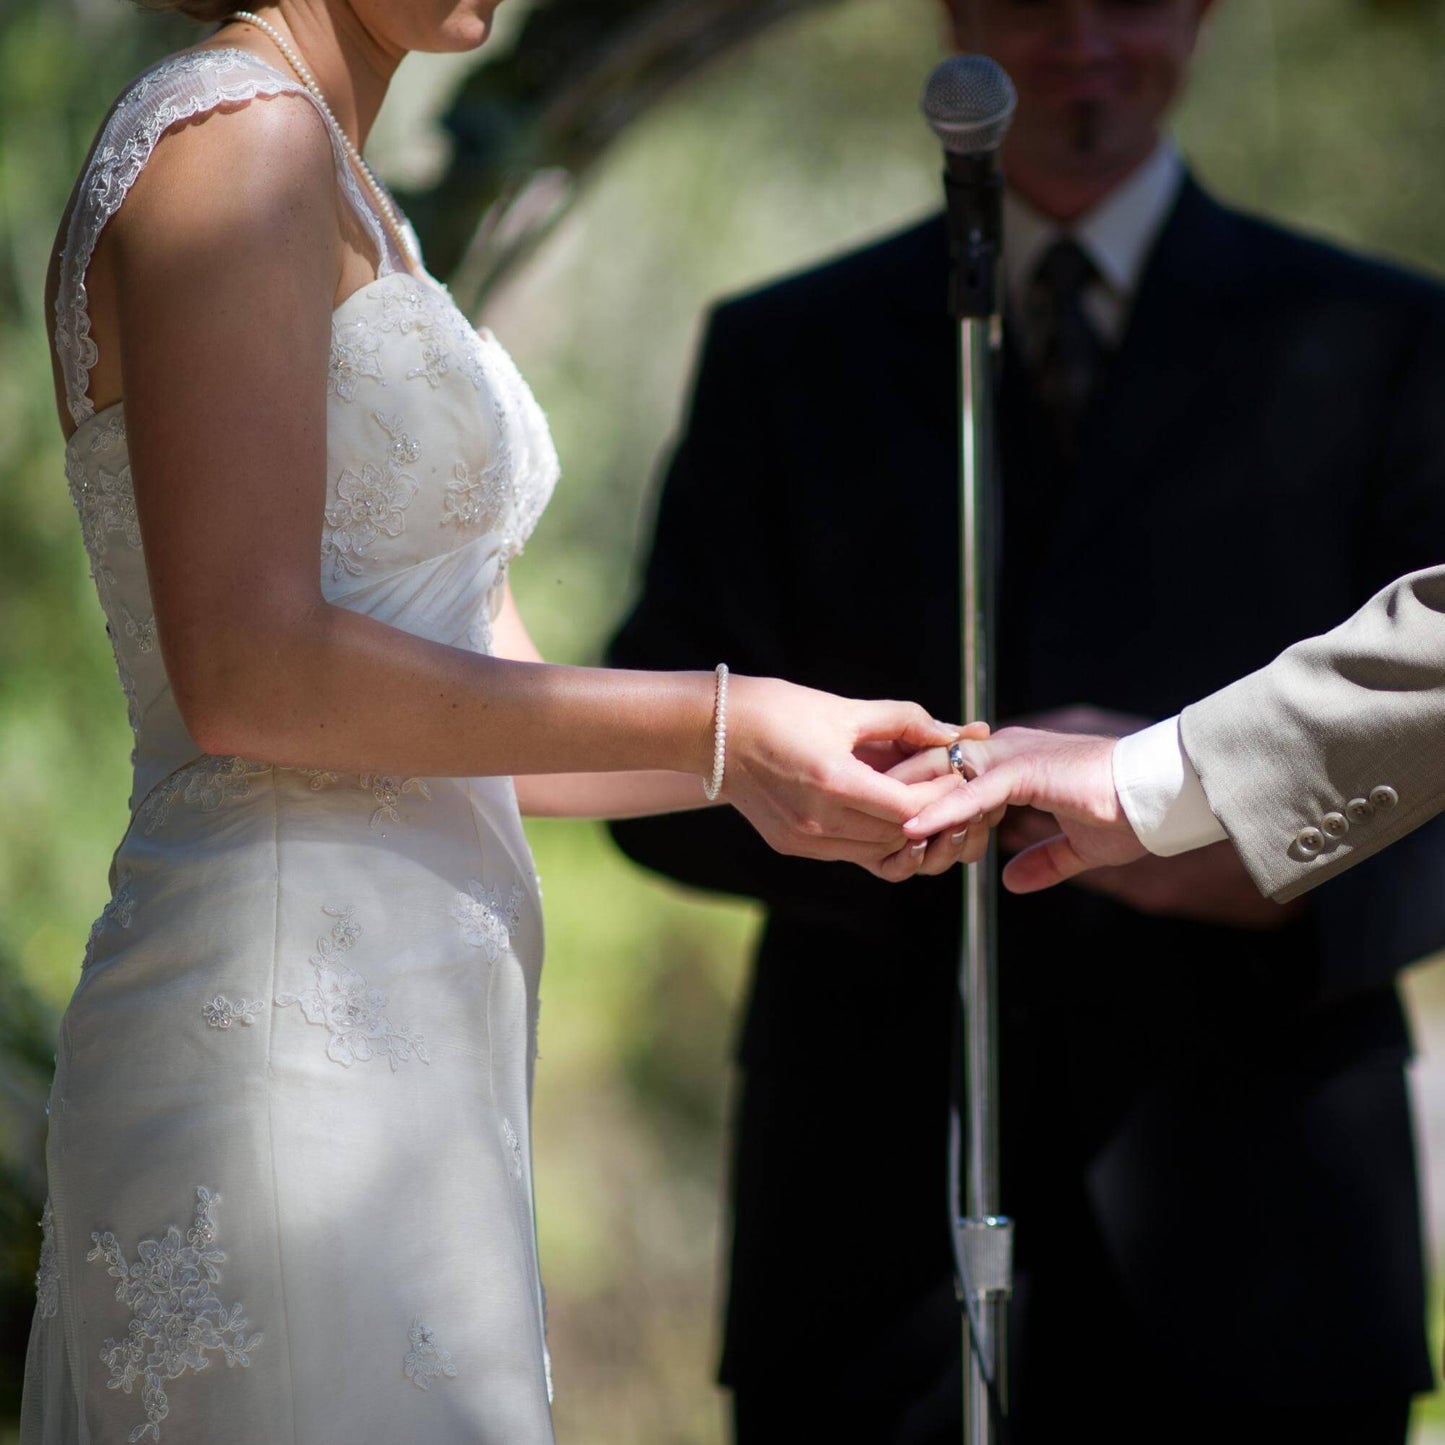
920, 55, 1019, 1445
954, 314, 1013, 1445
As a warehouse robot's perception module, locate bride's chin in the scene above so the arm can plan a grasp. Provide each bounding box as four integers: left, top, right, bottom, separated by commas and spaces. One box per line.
432, 12, 493, 55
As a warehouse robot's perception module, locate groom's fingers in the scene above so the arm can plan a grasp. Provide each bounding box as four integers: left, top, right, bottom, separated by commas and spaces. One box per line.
1000, 834, 1091, 894
885, 747, 949, 784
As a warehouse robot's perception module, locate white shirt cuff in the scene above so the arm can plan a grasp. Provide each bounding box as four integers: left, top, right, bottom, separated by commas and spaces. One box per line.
1111, 716, 1228, 857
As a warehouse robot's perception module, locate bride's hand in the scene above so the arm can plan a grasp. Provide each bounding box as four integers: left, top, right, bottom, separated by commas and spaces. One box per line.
718, 678, 972, 879
874, 722, 1000, 878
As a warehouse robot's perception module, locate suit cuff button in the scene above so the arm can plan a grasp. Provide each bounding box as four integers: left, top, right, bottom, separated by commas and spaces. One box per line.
1369, 785, 1399, 811
1321, 811, 1349, 839
1295, 826, 1325, 856
1346, 797, 1373, 823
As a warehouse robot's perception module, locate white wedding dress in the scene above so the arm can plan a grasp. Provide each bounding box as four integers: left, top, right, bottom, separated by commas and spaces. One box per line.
22, 49, 561, 1445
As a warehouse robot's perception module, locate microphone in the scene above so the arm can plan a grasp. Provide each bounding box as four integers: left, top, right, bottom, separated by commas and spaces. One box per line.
920, 55, 1017, 321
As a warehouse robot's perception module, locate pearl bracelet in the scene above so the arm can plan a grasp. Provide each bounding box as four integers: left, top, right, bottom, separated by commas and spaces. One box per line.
703, 663, 729, 801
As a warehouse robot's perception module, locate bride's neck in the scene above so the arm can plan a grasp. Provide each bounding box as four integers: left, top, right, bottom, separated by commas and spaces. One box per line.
236, 1, 400, 151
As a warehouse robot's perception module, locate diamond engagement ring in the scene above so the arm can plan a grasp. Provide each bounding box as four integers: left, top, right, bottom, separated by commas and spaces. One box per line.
947, 741, 974, 780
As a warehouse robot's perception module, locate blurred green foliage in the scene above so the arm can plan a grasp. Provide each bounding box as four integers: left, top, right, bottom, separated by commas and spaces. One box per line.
6, 0, 1445, 1438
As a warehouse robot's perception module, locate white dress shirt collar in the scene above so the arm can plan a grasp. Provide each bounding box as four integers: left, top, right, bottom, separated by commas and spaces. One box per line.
1002, 139, 1186, 343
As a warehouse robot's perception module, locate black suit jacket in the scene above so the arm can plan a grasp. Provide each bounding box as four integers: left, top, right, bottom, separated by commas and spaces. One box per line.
608, 178, 1445, 1427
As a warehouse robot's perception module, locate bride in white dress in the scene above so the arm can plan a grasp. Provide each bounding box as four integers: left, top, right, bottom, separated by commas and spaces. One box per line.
22, 2, 985, 1439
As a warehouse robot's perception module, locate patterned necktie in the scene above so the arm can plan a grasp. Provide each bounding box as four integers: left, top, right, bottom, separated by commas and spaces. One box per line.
1027, 237, 1106, 462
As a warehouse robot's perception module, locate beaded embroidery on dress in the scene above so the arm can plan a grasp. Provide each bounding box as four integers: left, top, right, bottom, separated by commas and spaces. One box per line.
22, 47, 559, 1445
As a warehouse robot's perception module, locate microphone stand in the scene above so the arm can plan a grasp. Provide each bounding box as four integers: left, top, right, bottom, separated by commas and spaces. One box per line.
945, 152, 1014, 1445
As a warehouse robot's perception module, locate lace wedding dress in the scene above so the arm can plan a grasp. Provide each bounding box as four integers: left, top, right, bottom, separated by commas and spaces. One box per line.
22, 49, 560, 1444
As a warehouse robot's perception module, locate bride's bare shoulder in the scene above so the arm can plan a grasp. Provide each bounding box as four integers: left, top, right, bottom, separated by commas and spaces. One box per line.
46, 54, 340, 433
111, 62, 338, 250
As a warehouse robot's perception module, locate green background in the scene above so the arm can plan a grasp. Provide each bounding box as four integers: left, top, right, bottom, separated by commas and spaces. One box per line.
5, 1, 1445, 1438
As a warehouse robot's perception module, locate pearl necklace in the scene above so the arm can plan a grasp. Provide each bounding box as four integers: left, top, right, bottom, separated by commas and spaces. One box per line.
226, 10, 419, 269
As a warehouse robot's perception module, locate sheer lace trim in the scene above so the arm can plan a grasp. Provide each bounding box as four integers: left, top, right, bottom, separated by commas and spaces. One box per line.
35, 1200, 59, 1320
83, 869, 137, 971
56, 49, 395, 426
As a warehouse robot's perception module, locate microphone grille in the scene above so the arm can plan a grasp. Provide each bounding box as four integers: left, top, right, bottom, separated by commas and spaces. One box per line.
920, 55, 1017, 156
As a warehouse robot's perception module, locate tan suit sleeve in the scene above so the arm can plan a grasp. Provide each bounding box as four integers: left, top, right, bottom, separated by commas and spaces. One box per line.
1180, 566, 1445, 903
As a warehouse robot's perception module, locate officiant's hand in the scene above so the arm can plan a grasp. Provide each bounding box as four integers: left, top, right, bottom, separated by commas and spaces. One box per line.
999, 804, 1300, 928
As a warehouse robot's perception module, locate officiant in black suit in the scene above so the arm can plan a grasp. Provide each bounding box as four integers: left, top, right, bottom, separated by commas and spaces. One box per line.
608, 1, 1445, 1440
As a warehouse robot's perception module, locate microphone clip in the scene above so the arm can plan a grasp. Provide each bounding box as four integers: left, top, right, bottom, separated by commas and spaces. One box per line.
944, 152, 1004, 322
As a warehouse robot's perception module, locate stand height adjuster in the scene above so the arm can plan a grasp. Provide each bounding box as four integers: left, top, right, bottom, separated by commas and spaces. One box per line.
955, 1214, 1014, 1300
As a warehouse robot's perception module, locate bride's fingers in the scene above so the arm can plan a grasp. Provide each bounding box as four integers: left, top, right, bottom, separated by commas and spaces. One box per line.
903, 764, 1017, 838
915, 824, 969, 875
826, 758, 959, 826
874, 836, 932, 882
916, 804, 998, 872
851, 699, 960, 752
879, 807, 989, 880
832, 807, 914, 846
899, 785, 988, 841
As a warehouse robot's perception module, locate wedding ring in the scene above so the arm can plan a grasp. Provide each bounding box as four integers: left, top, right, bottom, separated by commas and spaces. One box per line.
947, 741, 975, 781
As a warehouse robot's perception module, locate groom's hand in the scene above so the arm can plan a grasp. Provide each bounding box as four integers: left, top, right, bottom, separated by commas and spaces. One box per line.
896, 727, 1147, 890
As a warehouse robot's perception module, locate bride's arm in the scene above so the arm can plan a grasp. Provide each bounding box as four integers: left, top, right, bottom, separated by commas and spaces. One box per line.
105, 98, 960, 877
491, 583, 719, 820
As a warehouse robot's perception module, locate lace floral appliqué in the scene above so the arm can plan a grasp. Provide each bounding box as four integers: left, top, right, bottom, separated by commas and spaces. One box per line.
276, 904, 429, 1069
329, 320, 386, 401
361, 774, 432, 829
404, 1316, 458, 1390
36, 1199, 59, 1320
87, 1186, 260, 1443
451, 879, 524, 963
321, 458, 419, 580
501, 1118, 524, 1181
442, 456, 512, 533
285, 769, 432, 828
202, 996, 264, 1030
122, 606, 157, 654
374, 410, 421, 465
379, 282, 432, 336
407, 340, 454, 390
140, 758, 270, 836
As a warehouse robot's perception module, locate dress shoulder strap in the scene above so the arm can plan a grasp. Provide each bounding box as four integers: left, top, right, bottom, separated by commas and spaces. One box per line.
55, 48, 400, 426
